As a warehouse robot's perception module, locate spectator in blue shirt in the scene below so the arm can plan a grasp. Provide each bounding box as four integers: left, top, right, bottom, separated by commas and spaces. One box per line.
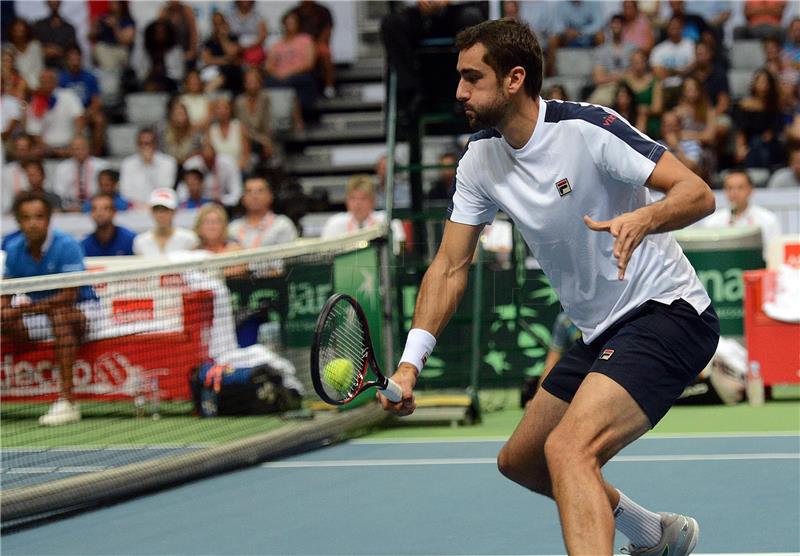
81, 193, 136, 257
2, 191, 94, 426
179, 168, 212, 209
81, 169, 131, 213
58, 46, 106, 156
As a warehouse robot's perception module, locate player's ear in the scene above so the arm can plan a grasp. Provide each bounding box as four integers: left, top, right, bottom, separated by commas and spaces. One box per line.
507, 66, 526, 95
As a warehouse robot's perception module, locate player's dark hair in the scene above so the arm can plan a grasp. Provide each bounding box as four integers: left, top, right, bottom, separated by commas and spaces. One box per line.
455, 19, 543, 99
13, 190, 52, 221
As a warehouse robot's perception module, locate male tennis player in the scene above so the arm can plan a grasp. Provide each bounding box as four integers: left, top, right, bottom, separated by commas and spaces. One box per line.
379, 20, 719, 556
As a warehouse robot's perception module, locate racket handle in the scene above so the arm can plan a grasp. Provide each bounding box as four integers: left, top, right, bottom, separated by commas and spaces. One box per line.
380, 378, 403, 403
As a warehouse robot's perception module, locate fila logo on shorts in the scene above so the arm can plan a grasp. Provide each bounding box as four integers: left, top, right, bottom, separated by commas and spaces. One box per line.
600, 348, 615, 360
555, 178, 572, 197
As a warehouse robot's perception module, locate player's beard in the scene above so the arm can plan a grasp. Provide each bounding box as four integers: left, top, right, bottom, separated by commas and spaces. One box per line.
464, 90, 511, 129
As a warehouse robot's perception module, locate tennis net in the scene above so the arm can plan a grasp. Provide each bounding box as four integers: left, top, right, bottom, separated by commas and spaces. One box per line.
0, 227, 392, 527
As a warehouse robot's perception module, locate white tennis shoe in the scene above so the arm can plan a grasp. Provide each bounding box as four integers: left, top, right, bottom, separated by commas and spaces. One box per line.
621, 512, 699, 556
39, 399, 81, 426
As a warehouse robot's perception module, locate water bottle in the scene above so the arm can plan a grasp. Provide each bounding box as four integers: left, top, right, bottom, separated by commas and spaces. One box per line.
746, 361, 765, 407
149, 376, 161, 419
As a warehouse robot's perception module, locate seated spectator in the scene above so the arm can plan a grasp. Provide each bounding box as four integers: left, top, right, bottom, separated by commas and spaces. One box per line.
622, 49, 663, 138
208, 96, 251, 171
160, 98, 202, 167
179, 70, 213, 130
26, 68, 84, 159
159, 0, 199, 70
427, 152, 457, 201
5, 18, 43, 90
81, 193, 136, 257
764, 36, 800, 90
767, 144, 800, 188
658, 111, 703, 176
194, 203, 240, 253
3, 191, 95, 426
543, 84, 568, 101
702, 170, 781, 259
32, 0, 77, 69
179, 168, 213, 209
733, 69, 784, 168
24, 160, 62, 211
612, 82, 647, 132
119, 128, 178, 208
321, 175, 387, 236
201, 11, 243, 95
674, 76, 717, 150
785, 18, 800, 67
133, 188, 199, 256
620, 0, 654, 53
734, 0, 787, 41
691, 41, 731, 118
264, 10, 317, 126
546, 0, 605, 76
235, 67, 276, 163
662, 0, 711, 45
52, 135, 110, 212
58, 46, 106, 156
228, 176, 297, 248
181, 141, 242, 208
374, 154, 411, 210
2, 134, 35, 213
142, 16, 184, 91
82, 169, 130, 213
1, 49, 28, 102
89, 0, 136, 72
295, 0, 336, 98
650, 16, 695, 91
226, 1, 268, 67
589, 14, 636, 106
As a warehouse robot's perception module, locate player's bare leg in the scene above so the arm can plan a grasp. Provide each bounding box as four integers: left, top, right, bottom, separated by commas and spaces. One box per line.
544, 372, 650, 555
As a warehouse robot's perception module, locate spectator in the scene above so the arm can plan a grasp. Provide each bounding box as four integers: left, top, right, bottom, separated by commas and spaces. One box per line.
674, 75, 717, 152
650, 16, 695, 91
208, 96, 250, 171
662, 0, 711, 45
228, 176, 297, 248
620, 0, 654, 53
658, 111, 703, 175
58, 46, 106, 156
179, 168, 212, 209
546, 0, 604, 76
321, 175, 386, 236
119, 128, 178, 208
785, 18, 800, 66
427, 152, 457, 201
688, 1, 732, 46
23, 160, 62, 211
181, 141, 242, 208
194, 203, 240, 253
81, 193, 136, 257
735, 0, 787, 41
543, 84, 568, 101
295, 0, 336, 98
3, 191, 95, 425
226, 1, 268, 67
2, 134, 34, 213
133, 188, 198, 256
161, 98, 202, 167
622, 49, 664, 138
26, 68, 84, 159
201, 11, 243, 95
52, 135, 110, 212
764, 36, 799, 88
767, 144, 800, 188
159, 1, 199, 70
142, 17, 183, 93
733, 69, 784, 168
1, 49, 28, 101
589, 14, 636, 106
31, 1, 77, 70
5, 18, 43, 90
264, 10, 317, 125
89, 0, 136, 72
702, 170, 781, 259
179, 70, 213, 130
374, 154, 411, 210
235, 67, 276, 163
82, 169, 130, 213
612, 82, 647, 133
691, 41, 731, 117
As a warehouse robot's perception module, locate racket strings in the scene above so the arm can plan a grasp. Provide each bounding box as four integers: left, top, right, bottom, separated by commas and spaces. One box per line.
319, 302, 367, 400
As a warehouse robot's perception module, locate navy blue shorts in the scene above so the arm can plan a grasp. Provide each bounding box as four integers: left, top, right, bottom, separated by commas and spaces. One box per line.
541, 299, 720, 427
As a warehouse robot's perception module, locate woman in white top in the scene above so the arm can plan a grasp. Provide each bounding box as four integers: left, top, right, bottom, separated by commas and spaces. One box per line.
133, 188, 199, 256
208, 96, 250, 171
179, 70, 212, 130
5, 19, 43, 90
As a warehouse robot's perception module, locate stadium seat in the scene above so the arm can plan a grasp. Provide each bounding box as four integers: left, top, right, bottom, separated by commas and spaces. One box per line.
125, 92, 170, 126
97, 69, 122, 107
107, 124, 139, 158
264, 88, 297, 133
729, 40, 766, 70
555, 48, 595, 78
728, 69, 754, 100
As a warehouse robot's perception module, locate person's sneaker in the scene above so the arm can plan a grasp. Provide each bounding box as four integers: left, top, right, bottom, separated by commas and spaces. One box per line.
621, 512, 699, 556
39, 399, 81, 426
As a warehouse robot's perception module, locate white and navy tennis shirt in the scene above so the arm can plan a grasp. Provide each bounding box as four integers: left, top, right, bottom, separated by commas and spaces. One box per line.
449, 99, 711, 342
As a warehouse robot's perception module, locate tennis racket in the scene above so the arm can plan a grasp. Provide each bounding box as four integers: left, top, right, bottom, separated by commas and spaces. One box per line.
310, 293, 403, 405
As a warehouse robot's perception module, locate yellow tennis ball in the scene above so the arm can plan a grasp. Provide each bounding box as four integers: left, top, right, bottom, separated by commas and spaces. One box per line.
323, 358, 354, 396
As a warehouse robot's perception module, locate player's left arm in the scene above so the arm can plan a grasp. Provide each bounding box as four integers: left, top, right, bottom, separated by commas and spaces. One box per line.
585, 150, 715, 279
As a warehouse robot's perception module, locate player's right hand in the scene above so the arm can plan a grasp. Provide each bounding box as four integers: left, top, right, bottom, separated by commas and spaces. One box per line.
378, 363, 418, 416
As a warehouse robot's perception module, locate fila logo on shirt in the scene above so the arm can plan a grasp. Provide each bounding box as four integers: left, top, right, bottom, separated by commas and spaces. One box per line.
600, 348, 615, 361
555, 178, 572, 197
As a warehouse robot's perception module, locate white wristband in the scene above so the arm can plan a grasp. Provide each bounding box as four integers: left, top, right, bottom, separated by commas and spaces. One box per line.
399, 328, 437, 375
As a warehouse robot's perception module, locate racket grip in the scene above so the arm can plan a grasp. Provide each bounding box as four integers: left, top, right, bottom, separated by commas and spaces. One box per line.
380, 378, 403, 403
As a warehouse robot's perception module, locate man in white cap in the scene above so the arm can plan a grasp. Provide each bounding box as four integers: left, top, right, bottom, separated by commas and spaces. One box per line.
133, 188, 199, 256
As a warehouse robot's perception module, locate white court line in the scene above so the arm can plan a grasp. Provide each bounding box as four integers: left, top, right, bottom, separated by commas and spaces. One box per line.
2, 466, 107, 474
261, 452, 800, 469
352, 432, 800, 445
448, 553, 800, 556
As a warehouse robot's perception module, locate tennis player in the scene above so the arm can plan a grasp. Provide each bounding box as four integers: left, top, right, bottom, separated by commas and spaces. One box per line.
379, 20, 719, 556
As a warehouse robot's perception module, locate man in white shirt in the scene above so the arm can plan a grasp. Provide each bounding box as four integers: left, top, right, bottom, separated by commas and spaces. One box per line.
133, 188, 199, 256
702, 170, 781, 259
119, 129, 178, 208
381, 20, 718, 556
51, 135, 109, 212
228, 176, 297, 248
650, 16, 695, 89
26, 68, 84, 158
180, 142, 242, 208
2, 134, 34, 213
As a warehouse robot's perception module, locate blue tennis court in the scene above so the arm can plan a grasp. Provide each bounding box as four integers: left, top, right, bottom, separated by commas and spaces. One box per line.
4, 433, 798, 555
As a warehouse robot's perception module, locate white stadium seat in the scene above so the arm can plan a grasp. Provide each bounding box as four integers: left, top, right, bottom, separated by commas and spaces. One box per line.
125, 92, 170, 126
729, 40, 766, 71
